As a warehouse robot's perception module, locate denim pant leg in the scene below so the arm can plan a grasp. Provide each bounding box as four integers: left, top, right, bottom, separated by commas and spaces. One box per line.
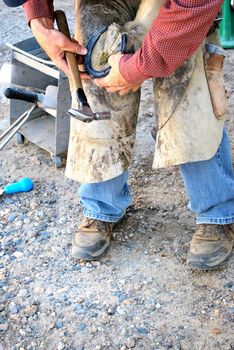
180, 128, 234, 224
78, 171, 131, 222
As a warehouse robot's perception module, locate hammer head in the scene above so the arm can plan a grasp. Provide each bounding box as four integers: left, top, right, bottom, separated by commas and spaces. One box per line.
68, 106, 111, 123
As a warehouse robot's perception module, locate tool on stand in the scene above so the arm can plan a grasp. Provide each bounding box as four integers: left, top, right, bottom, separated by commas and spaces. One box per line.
54, 10, 111, 123
4, 85, 58, 110
0, 85, 57, 151
0, 178, 34, 196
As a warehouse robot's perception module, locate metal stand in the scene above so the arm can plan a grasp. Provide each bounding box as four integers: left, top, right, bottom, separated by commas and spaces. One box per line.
7, 37, 71, 167
0, 104, 37, 150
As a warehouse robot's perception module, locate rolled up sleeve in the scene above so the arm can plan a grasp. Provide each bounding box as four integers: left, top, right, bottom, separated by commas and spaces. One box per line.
23, 0, 54, 23
120, 0, 224, 83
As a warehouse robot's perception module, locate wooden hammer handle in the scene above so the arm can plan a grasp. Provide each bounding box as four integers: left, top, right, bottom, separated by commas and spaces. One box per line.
54, 10, 82, 91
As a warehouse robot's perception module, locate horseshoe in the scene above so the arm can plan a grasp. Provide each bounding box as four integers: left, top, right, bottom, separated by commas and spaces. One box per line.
84, 25, 128, 79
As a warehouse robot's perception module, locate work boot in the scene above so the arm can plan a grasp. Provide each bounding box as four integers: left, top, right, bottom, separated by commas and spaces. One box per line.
72, 217, 115, 260
187, 224, 234, 270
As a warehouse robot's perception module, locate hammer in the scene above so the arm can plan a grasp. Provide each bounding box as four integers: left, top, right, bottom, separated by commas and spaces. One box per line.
54, 10, 111, 123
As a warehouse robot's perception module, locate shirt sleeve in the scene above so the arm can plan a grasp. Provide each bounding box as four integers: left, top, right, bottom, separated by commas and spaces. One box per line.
23, 0, 54, 23
119, 0, 224, 83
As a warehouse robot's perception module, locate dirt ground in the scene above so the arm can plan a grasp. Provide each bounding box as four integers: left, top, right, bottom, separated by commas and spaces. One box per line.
0, 2, 234, 350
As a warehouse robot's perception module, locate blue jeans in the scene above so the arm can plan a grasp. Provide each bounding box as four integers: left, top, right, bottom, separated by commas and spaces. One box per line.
79, 128, 234, 224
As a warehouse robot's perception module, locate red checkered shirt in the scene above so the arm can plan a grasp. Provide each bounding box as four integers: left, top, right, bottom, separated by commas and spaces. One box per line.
23, 0, 223, 83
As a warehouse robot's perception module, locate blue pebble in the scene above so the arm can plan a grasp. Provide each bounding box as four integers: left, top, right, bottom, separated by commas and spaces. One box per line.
46, 293, 54, 298
224, 281, 233, 289
19, 214, 27, 220
118, 294, 128, 302
76, 305, 85, 315
72, 264, 81, 271
14, 239, 23, 245
88, 311, 98, 318
37, 231, 51, 241
228, 307, 234, 314
137, 327, 148, 335
79, 323, 87, 331
9, 255, 16, 261
0, 316, 6, 324
55, 320, 63, 329
5, 292, 15, 299
61, 293, 68, 302
7, 214, 17, 223
4, 198, 14, 205
9, 305, 19, 314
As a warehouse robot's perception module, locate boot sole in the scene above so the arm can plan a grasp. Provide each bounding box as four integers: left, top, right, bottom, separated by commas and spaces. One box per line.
187, 260, 227, 271
187, 251, 232, 271
72, 238, 110, 261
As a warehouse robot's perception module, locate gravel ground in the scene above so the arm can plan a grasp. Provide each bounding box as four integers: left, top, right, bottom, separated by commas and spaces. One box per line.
0, 2, 234, 350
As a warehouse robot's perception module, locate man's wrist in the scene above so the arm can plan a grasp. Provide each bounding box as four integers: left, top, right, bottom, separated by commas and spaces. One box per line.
30, 17, 54, 31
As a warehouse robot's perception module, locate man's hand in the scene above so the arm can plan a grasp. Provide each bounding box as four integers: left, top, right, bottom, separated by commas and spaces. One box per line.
30, 17, 87, 76
92, 53, 142, 96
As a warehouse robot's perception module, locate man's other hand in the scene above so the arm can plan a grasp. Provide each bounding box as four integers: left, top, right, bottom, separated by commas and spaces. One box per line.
93, 53, 142, 96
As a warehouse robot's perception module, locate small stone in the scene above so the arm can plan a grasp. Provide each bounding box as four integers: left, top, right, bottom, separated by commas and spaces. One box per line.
107, 306, 116, 315
55, 320, 63, 329
72, 264, 81, 271
9, 314, 20, 324
117, 306, 125, 315
90, 326, 98, 334
4, 198, 14, 205
9, 302, 19, 314
48, 321, 55, 329
19, 328, 26, 336
21, 317, 28, 325
212, 327, 222, 335
79, 323, 87, 331
7, 214, 17, 223
36, 231, 51, 241
137, 327, 148, 335
76, 304, 85, 315
18, 289, 28, 298
57, 342, 65, 350
34, 287, 45, 294
119, 294, 128, 302
0, 272, 5, 281
24, 305, 38, 316
223, 281, 233, 289
0, 323, 8, 331
126, 338, 136, 348
228, 307, 234, 314
13, 251, 24, 258
86, 262, 93, 268
213, 309, 220, 316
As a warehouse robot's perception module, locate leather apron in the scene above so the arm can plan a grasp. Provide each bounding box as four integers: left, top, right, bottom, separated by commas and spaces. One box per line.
65, 1, 226, 183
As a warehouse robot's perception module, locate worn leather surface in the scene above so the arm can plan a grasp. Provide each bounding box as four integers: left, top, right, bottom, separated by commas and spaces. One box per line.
153, 46, 225, 169
65, 1, 226, 183
66, 0, 142, 183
